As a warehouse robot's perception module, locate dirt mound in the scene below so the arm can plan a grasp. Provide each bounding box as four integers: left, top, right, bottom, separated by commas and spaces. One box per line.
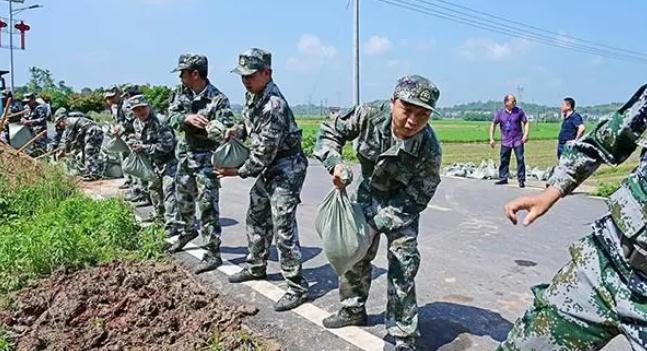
0, 261, 277, 351
0, 142, 46, 183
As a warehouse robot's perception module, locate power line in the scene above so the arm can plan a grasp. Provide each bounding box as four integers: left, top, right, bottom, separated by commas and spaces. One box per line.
420, 0, 647, 59
375, 0, 647, 64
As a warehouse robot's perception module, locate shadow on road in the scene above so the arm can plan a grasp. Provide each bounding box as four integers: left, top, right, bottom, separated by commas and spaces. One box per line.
371, 301, 513, 350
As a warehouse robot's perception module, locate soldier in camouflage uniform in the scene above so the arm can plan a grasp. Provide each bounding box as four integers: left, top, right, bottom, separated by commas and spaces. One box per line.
314, 75, 442, 351
499, 84, 647, 351
51, 109, 88, 151
1, 90, 25, 145
54, 108, 104, 181
166, 53, 235, 274
217, 49, 309, 311
20, 93, 50, 157
128, 94, 179, 237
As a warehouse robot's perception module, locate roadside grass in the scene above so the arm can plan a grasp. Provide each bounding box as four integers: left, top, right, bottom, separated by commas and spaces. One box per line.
0, 170, 166, 294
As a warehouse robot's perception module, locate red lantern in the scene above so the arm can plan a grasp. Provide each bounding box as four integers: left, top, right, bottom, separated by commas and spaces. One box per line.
14, 21, 30, 50
0, 19, 6, 47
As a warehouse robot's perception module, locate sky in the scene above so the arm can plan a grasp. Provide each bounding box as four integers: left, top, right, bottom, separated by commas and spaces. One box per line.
0, 0, 646, 107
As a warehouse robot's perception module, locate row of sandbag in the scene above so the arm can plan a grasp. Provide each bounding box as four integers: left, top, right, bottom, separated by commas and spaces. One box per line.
102, 131, 251, 181
442, 159, 553, 181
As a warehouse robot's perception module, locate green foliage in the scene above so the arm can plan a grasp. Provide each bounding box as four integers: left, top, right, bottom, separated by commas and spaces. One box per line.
0, 171, 165, 294
595, 181, 621, 197
87, 111, 114, 124
0, 328, 11, 351
16, 67, 74, 110
68, 90, 106, 113
141, 85, 174, 113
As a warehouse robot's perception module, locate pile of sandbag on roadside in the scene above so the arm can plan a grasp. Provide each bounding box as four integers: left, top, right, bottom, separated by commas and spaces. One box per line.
442, 159, 553, 181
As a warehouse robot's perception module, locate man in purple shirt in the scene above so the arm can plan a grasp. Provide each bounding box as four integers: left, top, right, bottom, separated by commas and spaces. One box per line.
489, 94, 530, 188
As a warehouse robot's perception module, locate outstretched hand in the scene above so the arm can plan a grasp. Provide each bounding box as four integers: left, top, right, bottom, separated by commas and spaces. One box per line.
504, 186, 562, 226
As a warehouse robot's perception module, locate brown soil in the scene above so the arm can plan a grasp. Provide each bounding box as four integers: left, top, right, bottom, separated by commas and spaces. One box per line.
0, 142, 46, 184
0, 261, 279, 351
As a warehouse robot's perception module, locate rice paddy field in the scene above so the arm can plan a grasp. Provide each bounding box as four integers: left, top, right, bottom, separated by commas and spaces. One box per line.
297, 118, 637, 194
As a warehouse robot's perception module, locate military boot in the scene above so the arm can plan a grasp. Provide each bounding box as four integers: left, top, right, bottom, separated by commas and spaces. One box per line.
123, 190, 142, 202
228, 268, 267, 283
322, 307, 368, 329
167, 232, 198, 253
194, 254, 222, 274
274, 291, 308, 312
394, 337, 417, 351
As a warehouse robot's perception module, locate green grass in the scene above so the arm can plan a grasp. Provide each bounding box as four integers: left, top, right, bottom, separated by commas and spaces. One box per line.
0, 171, 166, 294
297, 118, 635, 192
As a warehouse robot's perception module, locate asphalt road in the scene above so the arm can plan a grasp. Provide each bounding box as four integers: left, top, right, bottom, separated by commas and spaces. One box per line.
104, 160, 629, 351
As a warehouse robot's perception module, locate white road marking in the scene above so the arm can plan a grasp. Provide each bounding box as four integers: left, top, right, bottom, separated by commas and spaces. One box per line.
427, 204, 452, 212
160, 224, 391, 351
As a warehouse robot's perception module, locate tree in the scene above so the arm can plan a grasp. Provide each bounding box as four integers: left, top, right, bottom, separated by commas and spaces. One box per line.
68, 91, 105, 113
141, 85, 173, 113
18, 67, 74, 110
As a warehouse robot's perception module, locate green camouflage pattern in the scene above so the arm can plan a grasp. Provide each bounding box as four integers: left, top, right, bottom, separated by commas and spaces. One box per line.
392, 74, 440, 112
314, 95, 442, 342
170, 53, 208, 73
231, 48, 272, 76
132, 109, 179, 236
233, 79, 309, 295
167, 80, 234, 256
23, 102, 50, 157
502, 84, 647, 349
61, 116, 104, 178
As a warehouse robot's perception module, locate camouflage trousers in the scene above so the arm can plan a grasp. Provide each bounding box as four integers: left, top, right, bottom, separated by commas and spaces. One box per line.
175, 151, 221, 257
149, 162, 179, 236
340, 215, 420, 341
81, 129, 104, 178
246, 154, 308, 295
499, 214, 647, 351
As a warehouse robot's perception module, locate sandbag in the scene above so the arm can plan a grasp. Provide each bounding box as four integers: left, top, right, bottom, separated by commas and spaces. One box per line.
122, 153, 156, 181
102, 134, 129, 154
315, 187, 371, 275
212, 138, 249, 169
8, 123, 32, 149
102, 151, 123, 179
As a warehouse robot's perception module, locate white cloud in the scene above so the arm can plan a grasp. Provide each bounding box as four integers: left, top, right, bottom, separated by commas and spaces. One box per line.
286, 34, 337, 72
297, 34, 337, 58
364, 36, 392, 56
457, 38, 532, 62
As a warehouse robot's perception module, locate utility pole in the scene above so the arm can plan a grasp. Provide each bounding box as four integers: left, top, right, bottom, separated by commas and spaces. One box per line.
8, 0, 14, 91
353, 0, 360, 106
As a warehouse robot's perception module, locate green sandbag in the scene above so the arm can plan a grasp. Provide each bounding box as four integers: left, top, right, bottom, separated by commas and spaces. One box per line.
122, 153, 156, 181
212, 138, 249, 169
315, 188, 371, 275
103, 135, 129, 154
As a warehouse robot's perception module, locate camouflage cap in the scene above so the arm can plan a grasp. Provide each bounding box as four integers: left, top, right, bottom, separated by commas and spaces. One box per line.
22, 92, 35, 102
171, 53, 208, 74
54, 107, 68, 124
1, 89, 11, 97
121, 84, 141, 98
104, 85, 121, 98
127, 94, 149, 109
393, 75, 440, 112
231, 48, 271, 76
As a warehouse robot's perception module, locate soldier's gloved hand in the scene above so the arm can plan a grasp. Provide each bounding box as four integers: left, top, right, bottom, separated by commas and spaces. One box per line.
215, 167, 239, 178
504, 186, 561, 226
185, 114, 209, 129
224, 127, 238, 142
20, 118, 31, 126
130, 143, 144, 153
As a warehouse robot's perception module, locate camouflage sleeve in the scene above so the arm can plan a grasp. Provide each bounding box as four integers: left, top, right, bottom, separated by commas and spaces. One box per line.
237, 97, 288, 178
203, 94, 236, 141
143, 124, 175, 157
30, 106, 48, 125
51, 127, 65, 150
167, 89, 187, 132
548, 88, 647, 195
63, 129, 75, 153
373, 151, 442, 233
313, 105, 367, 174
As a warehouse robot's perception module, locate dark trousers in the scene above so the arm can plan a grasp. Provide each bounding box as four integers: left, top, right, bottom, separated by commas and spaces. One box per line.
499, 145, 525, 182
557, 143, 566, 159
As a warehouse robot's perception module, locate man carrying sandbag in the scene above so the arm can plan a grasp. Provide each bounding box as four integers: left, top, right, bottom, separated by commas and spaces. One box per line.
54, 108, 104, 181
314, 75, 442, 351
126, 94, 179, 237
166, 53, 236, 275
216, 48, 309, 311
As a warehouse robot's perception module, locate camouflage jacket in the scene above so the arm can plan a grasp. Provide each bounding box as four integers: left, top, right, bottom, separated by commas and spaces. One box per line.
24, 103, 49, 134
62, 116, 102, 153
52, 111, 86, 150
167, 81, 234, 153
548, 84, 647, 246
133, 111, 176, 167
314, 101, 442, 232
111, 100, 135, 136
231, 81, 303, 178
